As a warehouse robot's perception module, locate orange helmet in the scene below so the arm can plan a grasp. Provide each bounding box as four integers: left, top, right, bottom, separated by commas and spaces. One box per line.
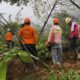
53, 18, 59, 24
24, 18, 30, 23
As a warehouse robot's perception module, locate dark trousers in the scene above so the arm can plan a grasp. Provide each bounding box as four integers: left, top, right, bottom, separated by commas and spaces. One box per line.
6, 40, 14, 48
20, 44, 38, 69
21, 44, 37, 56
69, 37, 78, 60
70, 37, 78, 50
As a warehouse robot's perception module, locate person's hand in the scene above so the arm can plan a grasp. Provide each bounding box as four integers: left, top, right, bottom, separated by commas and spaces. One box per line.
46, 41, 49, 48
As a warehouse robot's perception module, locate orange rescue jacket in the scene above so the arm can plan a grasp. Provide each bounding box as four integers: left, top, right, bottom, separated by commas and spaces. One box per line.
5, 32, 12, 41
18, 25, 37, 44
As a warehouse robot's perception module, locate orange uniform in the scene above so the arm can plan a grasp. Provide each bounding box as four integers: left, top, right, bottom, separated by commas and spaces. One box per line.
5, 32, 12, 41
19, 25, 37, 44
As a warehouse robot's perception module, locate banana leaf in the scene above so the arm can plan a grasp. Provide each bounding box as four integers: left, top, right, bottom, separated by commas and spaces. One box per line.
17, 51, 33, 63
0, 53, 14, 80
0, 61, 7, 80
0, 49, 33, 80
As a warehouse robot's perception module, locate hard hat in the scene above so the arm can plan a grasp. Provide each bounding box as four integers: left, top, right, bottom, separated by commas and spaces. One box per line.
24, 18, 30, 23
53, 18, 59, 24
7, 29, 10, 31
65, 17, 71, 24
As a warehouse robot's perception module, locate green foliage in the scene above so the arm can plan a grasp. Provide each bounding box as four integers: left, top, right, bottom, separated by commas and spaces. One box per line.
37, 41, 47, 59
4, 22, 20, 34
0, 41, 6, 54
60, 70, 80, 80
48, 70, 80, 80
0, 48, 33, 80
24, 69, 80, 80
0, 51, 14, 80
48, 73, 57, 80
36, 32, 51, 59
16, 51, 33, 63
9, 22, 20, 32
0, 61, 7, 80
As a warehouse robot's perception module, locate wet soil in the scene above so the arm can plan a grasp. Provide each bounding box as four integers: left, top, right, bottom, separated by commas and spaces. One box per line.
6, 55, 80, 80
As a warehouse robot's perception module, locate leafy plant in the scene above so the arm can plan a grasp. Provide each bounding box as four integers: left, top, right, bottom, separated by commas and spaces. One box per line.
0, 47, 33, 80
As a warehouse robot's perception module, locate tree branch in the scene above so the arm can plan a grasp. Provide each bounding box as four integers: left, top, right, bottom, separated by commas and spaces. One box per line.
40, 0, 59, 35
69, 0, 80, 9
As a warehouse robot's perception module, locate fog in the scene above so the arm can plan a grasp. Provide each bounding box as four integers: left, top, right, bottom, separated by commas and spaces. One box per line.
0, 2, 37, 23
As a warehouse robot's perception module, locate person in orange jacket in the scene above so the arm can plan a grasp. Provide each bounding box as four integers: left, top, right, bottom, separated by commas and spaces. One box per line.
18, 18, 37, 56
5, 29, 14, 48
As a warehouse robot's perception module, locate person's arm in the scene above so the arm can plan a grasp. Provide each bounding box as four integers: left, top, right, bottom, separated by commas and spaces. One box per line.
48, 27, 54, 43
5, 33, 7, 40
74, 24, 79, 37
18, 28, 23, 43
10, 32, 13, 40
33, 29, 37, 44
18, 28, 23, 37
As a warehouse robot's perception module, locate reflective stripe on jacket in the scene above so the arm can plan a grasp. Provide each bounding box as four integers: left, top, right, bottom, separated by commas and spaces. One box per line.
19, 25, 37, 44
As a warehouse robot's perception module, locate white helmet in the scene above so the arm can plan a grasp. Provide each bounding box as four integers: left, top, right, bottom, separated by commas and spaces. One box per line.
65, 17, 71, 24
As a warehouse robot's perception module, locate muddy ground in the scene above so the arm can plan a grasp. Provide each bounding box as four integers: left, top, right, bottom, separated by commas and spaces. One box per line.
6, 55, 80, 80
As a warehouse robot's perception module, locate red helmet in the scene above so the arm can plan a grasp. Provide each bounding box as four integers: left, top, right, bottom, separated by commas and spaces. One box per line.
53, 18, 59, 24
24, 18, 30, 23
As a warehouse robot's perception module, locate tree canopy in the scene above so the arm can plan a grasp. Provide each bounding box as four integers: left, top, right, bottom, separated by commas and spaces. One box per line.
30, 0, 80, 20
1, 0, 80, 8
0, 0, 29, 6
1, 0, 80, 24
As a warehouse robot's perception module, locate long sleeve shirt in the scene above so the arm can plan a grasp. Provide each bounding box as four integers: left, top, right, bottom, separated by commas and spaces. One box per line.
19, 25, 37, 44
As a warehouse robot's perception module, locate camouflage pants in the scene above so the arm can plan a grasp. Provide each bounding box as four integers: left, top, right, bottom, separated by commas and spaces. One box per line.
51, 43, 62, 64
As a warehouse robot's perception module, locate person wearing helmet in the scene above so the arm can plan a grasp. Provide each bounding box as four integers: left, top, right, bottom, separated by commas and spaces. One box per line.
65, 17, 79, 61
46, 17, 62, 65
5, 29, 14, 48
18, 18, 37, 56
